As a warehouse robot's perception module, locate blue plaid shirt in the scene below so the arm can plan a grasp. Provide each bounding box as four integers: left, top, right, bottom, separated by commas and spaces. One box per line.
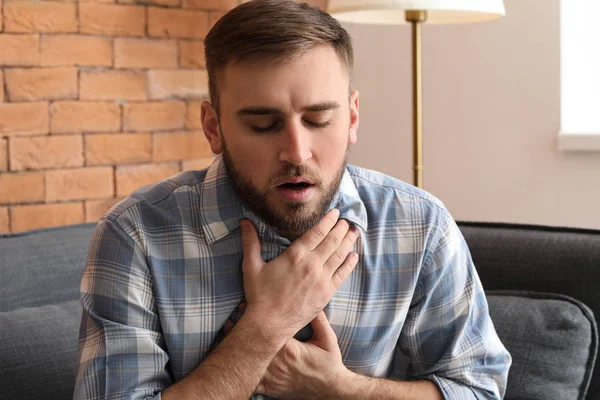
74, 155, 511, 399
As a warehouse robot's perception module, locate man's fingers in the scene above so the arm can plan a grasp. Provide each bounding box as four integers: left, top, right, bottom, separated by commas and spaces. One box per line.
298, 208, 340, 250
330, 252, 359, 290
240, 219, 263, 272
322, 223, 358, 272
313, 218, 350, 260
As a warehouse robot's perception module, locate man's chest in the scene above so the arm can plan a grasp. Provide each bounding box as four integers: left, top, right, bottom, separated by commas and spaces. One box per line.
149, 240, 419, 384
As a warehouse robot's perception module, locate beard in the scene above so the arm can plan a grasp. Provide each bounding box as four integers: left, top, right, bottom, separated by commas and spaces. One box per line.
221, 138, 348, 241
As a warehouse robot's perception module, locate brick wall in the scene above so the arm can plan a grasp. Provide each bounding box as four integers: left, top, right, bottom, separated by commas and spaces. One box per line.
0, 0, 239, 233
0, 0, 327, 234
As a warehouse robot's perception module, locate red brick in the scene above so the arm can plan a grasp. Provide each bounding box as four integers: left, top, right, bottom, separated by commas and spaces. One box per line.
86, 133, 151, 165
118, 0, 179, 6
0, 34, 40, 66
209, 11, 226, 27
116, 162, 180, 197
0, 139, 7, 172
0, 0, 3, 32
0, 171, 45, 204
41, 35, 112, 67
0, 207, 8, 234
51, 101, 121, 134
85, 197, 122, 222
80, 70, 148, 101
81, 0, 114, 3
4, 1, 77, 33
182, 0, 237, 9
179, 40, 205, 68
11, 202, 84, 232
115, 38, 177, 69
5, 67, 77, 101
182, 157, 213, 171
0, 102, 49, 136
46, 167, 114, 202
80, 4, 145, 37
152, 131, 212, 162
10, 135, 83, 171
149, 69, 208, 100
148, 8, 208, 39
123, 101, 185, 131
186, 101, 202, 129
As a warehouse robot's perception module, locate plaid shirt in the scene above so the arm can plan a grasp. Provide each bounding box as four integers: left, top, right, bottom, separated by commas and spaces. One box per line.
74, 155, 511, 400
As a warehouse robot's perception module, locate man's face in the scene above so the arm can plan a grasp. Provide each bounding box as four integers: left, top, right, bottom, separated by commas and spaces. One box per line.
203, 45, 359, 240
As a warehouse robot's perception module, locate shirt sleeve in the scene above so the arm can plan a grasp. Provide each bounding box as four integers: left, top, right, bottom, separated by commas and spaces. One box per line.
73, 218, 171, 400
398, 211, 512, 399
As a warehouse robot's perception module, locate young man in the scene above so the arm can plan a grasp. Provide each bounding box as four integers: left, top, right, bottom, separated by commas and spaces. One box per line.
74, 1, 511, 399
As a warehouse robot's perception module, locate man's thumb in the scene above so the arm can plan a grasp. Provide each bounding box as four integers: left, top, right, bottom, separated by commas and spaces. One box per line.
240, 219, 263, 270
310, 311, 338, 350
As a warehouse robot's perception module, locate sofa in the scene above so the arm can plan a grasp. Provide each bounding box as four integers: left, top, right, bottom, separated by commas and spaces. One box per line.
1, 221, 598, 400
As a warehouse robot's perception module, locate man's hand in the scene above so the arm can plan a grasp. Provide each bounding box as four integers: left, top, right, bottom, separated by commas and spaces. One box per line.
256, 311, 351, 399
222, 305, 444, 400
240, 208, 359, 338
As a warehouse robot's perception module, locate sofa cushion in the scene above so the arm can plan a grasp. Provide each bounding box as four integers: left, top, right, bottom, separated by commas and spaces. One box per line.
0, 223, 96, 312
0, 300, 82, 400
487, 290, 598, 400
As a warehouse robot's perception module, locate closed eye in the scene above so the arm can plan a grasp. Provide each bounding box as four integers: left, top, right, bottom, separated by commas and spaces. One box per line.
251, 120, 330, 132
305, 120, 331, 128
251, 121, 282, 133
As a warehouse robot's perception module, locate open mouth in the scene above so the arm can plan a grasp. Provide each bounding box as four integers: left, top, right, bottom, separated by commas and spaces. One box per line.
278, 182, 312, 191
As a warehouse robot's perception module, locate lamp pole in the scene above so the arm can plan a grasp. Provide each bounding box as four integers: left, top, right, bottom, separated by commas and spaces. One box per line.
405, 10, 427, 189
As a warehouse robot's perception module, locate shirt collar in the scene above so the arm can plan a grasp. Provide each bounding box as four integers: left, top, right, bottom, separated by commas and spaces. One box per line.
200, 155, 368, 246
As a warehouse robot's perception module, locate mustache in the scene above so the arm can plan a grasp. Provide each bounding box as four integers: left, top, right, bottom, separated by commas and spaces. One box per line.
269, 164, 322, 187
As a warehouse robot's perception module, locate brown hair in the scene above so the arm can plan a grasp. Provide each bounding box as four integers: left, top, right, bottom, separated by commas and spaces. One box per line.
204, 0, 354, 117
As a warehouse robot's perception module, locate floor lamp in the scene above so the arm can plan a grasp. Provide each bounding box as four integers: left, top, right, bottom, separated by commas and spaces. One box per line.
327, 0, 505, 188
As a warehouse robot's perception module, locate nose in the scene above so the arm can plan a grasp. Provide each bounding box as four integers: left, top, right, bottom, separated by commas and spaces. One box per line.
278, 120, 312, 166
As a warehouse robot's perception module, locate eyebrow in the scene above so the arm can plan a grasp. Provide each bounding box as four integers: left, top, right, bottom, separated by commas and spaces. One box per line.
236, 101, 340, 116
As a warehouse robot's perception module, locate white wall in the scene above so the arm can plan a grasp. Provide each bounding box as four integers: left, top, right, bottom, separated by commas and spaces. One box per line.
345, 0, 600, 230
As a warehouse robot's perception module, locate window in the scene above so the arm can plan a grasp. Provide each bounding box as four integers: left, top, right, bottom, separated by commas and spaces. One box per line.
558, 0, 600, 151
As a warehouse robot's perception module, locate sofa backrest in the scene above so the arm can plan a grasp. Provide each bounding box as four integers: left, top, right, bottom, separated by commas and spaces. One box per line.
1, 223, 97, 399
1, 221, 599, 400
458, 222, 600, 400
0, 223, 97, 312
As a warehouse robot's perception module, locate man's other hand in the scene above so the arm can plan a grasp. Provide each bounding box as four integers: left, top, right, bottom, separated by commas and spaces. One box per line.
255, 311, 351, 399
240, 208, 359, 339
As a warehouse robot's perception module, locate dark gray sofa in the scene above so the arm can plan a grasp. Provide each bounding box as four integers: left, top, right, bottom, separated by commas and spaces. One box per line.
1, 222, 598, 400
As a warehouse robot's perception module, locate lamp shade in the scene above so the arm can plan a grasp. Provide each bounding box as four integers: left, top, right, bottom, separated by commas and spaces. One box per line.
327, 0, 505, 24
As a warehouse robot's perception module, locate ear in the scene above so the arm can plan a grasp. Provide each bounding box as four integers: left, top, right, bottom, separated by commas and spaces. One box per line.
348, 90, 359, 145
201, 101, 223, 154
